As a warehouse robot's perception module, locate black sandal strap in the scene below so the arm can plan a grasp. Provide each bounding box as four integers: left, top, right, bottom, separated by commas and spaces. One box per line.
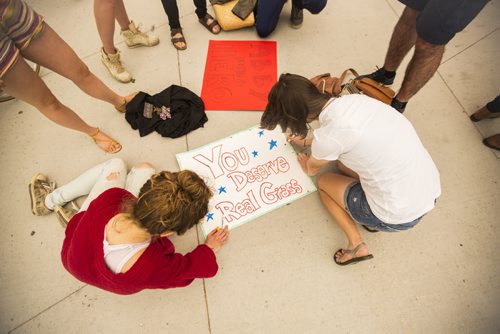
171, 37, 186, 43
199, 14, 220, 32
170, 28, 183, 36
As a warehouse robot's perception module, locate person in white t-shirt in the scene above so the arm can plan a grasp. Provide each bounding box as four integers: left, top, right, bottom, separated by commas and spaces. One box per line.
260, 73, 441, 266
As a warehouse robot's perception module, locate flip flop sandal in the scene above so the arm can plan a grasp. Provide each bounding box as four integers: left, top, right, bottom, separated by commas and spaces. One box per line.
199, 14, 221, 35
334, 242, 374, 266
170, 28, 187, 50
90, 128, 122, 154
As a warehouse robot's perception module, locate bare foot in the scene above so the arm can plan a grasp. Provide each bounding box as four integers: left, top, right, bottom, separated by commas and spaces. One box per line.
89, 128, 122, 153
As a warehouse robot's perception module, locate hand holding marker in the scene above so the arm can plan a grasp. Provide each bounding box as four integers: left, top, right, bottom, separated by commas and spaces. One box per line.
206, 217, 228, 252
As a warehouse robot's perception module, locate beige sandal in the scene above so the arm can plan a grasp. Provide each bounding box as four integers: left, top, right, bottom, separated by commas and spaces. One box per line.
90, 128, 122, 153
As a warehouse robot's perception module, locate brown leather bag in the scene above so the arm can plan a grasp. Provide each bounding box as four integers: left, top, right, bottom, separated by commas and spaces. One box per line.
310, 73, 343, 96
310, 69, 395, 105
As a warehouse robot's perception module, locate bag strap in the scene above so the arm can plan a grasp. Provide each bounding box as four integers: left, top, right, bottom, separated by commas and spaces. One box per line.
338, 68, 359, 84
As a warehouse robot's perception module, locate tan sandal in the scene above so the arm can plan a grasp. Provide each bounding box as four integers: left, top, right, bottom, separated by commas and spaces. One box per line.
115, 92, 139, 113
90, 128, 122, 153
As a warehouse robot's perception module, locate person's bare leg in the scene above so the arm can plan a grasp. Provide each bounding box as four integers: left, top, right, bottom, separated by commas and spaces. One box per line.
396, 36, 444, 102
337, 161, 359, 180
21, 24, 131, 107
383, 6, 419, 72
94, 0, 118, 54
317, 173, 369, 263
114, 0, 131, 30
2, 58, 120, 152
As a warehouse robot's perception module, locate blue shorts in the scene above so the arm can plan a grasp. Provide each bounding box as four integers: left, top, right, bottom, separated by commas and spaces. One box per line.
344, 182, 423, 232
399, 0, 489, 45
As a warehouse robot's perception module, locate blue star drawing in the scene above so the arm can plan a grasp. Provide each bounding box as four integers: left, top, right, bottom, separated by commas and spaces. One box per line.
206, 213, 214, 221
258, 130, 264, 137
217, 186, 227, 194
268, 139, 277, 150
252, 150, 258, 157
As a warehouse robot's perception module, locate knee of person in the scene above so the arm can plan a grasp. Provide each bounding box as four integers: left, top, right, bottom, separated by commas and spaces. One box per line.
256, 25, 273, 38
134, 162, 154, 170
107, 158, 126, 171
40, 94, 61, 112
72, 63, 91, 83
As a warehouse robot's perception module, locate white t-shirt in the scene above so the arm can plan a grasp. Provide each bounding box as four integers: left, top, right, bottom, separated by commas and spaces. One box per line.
311, 94, 441, 224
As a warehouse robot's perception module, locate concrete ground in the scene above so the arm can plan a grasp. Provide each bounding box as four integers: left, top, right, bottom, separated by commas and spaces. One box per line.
1, 0, 499, 333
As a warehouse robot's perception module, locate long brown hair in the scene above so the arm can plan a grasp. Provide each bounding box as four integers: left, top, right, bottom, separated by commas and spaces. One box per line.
260, 73, 330, 136
122, 170, 213, 236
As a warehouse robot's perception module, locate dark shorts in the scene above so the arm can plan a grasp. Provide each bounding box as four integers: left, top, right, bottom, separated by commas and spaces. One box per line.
344, 182, 423, 232
399, 0, 489, 44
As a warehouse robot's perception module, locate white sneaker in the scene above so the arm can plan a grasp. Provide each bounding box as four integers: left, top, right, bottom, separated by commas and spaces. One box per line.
121, 21, 159, 48
100, 48, 132, 83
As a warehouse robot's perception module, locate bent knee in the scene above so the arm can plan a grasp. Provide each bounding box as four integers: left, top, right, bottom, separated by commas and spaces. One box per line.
133, 162, 155, 170
104, 158, 126, 179
256, 24, 273, 38
106, 157, 126, 171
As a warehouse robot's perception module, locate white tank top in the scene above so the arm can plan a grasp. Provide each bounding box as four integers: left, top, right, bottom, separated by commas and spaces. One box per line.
103, 231, 150, 274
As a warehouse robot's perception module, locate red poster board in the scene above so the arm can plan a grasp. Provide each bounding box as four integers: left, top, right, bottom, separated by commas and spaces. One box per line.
201, 40, 277, 111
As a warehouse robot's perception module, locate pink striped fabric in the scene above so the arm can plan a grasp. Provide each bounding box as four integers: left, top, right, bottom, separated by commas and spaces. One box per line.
0, 0, 44, 77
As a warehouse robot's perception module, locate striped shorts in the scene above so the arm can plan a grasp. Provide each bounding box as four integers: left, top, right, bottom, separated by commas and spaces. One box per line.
0, 0, 44, 77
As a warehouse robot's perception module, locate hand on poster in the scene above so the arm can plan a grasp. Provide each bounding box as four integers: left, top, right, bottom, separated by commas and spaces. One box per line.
205, 226, 229, 252
287, 133, 309, 148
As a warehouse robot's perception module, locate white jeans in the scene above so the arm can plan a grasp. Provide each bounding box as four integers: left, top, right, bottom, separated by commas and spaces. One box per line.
45, 158, 156, 212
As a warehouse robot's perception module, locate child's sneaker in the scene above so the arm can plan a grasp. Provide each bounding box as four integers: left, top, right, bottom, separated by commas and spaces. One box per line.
121, 21, 159, 48
29, 173, 55, 216
100, 48, 132, 83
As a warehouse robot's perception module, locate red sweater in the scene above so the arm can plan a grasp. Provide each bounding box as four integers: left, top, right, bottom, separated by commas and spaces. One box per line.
61, 188, 218, 295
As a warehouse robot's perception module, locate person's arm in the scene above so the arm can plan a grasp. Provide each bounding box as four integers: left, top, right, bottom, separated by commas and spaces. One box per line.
297, 153, 329, 176
146, 227, 229, 288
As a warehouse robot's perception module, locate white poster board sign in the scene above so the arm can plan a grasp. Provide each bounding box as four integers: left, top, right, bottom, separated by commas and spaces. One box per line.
176, 126, 317, 236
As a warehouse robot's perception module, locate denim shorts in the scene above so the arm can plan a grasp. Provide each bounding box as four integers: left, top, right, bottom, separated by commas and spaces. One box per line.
399, 0, 489, 45
344, 182, 422, 232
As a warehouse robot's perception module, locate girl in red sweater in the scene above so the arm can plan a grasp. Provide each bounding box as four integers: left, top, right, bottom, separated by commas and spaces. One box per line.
29, 158, 229, 295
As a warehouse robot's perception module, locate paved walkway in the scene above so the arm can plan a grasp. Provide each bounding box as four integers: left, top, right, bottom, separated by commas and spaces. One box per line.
1, 0, 499, 333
